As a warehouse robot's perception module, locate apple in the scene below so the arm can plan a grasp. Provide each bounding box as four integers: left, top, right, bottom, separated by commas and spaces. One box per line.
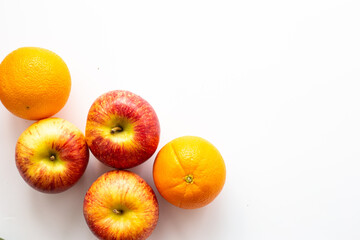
83, 170, 159, 240
85, 90, 160, 169
15, 118, 89, 193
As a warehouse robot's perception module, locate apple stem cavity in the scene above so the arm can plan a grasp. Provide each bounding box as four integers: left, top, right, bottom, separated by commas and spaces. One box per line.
184, 174, 194, 184
110, 126, 123, 134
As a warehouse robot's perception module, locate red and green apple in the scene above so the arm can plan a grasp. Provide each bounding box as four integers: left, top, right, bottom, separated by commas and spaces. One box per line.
15, 117, 89, 193
83, 170, 159, 240
85, 90, 160, 169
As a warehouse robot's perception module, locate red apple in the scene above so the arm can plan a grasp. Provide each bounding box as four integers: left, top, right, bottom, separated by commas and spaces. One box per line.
15, 118, 89, 193
83, 170, 159, 240
85, 90, 160, 169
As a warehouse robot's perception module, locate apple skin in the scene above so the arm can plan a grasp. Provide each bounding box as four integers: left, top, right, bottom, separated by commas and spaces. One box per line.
83, 170, 159, 240
85, 90, 160, 169
15, 118, 89, 193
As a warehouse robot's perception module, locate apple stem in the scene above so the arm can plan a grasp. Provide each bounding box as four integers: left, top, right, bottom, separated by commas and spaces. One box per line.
111, 126, 123, 134
113, 209, 124, 215
49, 155, 56, 161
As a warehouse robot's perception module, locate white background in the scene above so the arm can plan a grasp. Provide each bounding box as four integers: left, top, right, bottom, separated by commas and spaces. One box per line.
0, 0, 360, 239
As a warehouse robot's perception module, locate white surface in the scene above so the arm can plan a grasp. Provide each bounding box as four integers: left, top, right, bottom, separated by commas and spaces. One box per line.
0, 0, 360, 239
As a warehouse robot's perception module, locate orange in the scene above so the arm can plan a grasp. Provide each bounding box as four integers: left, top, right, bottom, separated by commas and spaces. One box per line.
0, 47, 71, 120
153, 136, 226, 209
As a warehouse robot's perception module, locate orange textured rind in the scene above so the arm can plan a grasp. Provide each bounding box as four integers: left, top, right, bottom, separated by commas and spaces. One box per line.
0, 47, 71, 120
153, 136, 226, 209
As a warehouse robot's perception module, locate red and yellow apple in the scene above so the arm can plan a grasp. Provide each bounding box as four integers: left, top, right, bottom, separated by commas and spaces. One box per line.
85, 90, 160, 169
15, 118, 89, 193
83, 170, 159, 240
